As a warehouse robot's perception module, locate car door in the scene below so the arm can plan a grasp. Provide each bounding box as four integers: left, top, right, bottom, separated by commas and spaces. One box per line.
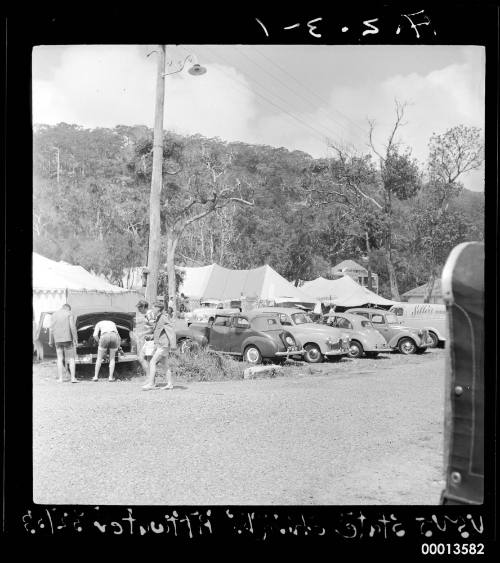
369, 312, 391, 342
230, 316, 252, 354
208, 315, 233, 352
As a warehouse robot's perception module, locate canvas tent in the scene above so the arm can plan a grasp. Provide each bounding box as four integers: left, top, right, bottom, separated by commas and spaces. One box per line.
300, 275, 396, 308
178, 264, 318, 308
33, 253, 143, 321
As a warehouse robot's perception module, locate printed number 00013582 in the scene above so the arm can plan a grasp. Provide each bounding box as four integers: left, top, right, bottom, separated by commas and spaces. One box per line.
421, 543, 484, 555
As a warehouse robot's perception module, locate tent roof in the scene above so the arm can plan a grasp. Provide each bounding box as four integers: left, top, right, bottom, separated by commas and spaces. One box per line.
300, 275, 395, 307
33, 252, 129, 293
179, 264, 317, 303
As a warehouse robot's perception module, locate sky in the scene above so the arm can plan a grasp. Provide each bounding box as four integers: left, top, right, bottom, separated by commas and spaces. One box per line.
32, 44, 485, 191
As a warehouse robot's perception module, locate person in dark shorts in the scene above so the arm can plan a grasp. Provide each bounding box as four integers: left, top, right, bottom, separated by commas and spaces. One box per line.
49, 303, 78, 382
92, 319, 121, 381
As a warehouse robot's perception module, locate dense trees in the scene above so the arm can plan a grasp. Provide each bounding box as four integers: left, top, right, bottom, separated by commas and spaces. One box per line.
33, 122, 484, 299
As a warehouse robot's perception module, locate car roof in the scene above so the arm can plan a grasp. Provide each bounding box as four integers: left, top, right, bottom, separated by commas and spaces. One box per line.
258, 307, 308, 314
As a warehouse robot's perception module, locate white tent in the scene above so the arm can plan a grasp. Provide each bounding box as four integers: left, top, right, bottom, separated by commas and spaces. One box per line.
178, 263, 317, 305
300, 275, 396, 308
33, 253, 144, 321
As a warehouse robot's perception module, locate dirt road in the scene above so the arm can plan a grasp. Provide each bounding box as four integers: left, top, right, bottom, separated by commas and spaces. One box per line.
33, 350, 445, 505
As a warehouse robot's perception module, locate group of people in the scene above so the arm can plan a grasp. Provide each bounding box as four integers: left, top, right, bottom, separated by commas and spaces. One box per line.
46, 298, 177, 389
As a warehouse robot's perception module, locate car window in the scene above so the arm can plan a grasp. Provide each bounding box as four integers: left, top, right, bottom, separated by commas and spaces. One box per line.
371, 314, 385, 324
291, 312, 313, 325
361, 320, 373, 328
234, 317, 250, 329
392, 307, 403, 316
267, 318, 278, 326
213, 316, 230, 327
336, 317, 353, 330
385, 313, 399, 324
279, 313, 293, 326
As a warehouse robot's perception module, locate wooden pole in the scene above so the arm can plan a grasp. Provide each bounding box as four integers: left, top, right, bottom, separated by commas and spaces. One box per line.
145, 45, 166, 305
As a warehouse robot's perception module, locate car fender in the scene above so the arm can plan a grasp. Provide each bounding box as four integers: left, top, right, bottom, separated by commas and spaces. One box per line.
241, 335, 278, 357
388, 331, 416, 349
302, 339, 328, 353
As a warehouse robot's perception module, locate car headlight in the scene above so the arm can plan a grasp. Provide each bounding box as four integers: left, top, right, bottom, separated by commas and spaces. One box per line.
326, 336, 334, 345
284, 335, 295, 346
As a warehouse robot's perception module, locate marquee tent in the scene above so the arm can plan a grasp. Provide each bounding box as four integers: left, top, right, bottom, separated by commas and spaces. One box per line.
33, 253, 143, 321
300, 275, 396, 308
178, 263, 318, 306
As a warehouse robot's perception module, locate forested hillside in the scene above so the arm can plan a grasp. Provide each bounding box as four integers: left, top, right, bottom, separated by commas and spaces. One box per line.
33, 123, 484, 299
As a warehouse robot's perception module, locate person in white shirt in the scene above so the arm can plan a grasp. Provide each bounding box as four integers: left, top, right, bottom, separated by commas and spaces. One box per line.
92, 320, 120, 382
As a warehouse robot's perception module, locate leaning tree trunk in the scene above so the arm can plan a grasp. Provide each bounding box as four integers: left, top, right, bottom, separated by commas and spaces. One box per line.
365, 231, 373, 291
165, 229, 179, 316
423, 268, 436, 303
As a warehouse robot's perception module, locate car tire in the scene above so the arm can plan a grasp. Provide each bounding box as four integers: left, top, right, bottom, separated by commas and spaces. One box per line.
398, 337, 417, 355
243, 345, 262, 365
304, 343, 323, 363
348, 340, 364, 359
428, 332, 439, 348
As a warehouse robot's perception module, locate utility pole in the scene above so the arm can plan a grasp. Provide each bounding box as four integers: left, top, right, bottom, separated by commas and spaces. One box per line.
145, 45, 166, 305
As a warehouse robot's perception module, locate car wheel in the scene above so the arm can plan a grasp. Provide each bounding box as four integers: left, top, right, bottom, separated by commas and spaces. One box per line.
304, 344, 323, 363
428, 332, 439, 348
348, 340, 364, 359
179, 338, 197, 354
398, 337, 417, 355
243, 345, 262, 365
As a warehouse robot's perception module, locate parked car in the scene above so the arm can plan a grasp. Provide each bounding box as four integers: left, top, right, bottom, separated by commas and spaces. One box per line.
176, 311, 304, 364
184, 299, 241, 326
258, 307, 350, 363
346, 307, 433, 354
323, 312, 390, 358
35, 311, 138, 365
388, 303, 447, 348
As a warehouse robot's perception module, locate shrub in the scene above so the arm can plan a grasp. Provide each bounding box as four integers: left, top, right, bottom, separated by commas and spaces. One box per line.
162, 349, 245, 382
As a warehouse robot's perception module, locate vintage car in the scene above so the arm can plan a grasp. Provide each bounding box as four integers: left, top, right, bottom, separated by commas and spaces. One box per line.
346, 307, 433, 354
323, 312, 390, 358
35, 311, 138, 365
184, 299, 241, 326
388, 303, 447, 348
258, 307, 350, 363
176, 310, 305, 364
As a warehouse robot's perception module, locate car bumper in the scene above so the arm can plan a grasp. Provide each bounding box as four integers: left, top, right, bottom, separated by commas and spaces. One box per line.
76, 353, 138, 365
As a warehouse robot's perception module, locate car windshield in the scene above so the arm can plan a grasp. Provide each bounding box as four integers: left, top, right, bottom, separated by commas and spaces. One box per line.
291, 312, 313, 325
385, 314, 399, 324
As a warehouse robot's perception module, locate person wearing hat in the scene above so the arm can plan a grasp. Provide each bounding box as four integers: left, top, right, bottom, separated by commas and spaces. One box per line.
142, 300, 177, 390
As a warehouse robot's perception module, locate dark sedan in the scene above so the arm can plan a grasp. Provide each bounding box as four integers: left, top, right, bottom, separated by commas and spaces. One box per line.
176, 311, 305, 364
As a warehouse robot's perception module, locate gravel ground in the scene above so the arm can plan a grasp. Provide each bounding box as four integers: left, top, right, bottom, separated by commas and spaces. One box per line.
33, 349, 445, 505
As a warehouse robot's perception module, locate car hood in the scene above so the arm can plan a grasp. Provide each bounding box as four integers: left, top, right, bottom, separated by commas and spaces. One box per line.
76, 312, 134, 330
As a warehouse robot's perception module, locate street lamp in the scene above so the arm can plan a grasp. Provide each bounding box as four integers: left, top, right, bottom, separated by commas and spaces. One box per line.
145, 46, 207, 305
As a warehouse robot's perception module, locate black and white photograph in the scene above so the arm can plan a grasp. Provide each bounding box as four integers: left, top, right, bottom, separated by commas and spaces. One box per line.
29, 39, 486, 510
4, 8, 493, 547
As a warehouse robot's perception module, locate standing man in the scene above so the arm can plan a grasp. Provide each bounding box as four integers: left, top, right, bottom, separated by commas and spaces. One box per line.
49, 303, 78, 383
142, 300, 177, 390
132, 299, 156, 380
92, 319, 121, 381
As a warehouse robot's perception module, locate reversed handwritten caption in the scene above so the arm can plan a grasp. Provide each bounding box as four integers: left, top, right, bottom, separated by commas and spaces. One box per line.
21, 507, 484, 540
256, 10, 436, 40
